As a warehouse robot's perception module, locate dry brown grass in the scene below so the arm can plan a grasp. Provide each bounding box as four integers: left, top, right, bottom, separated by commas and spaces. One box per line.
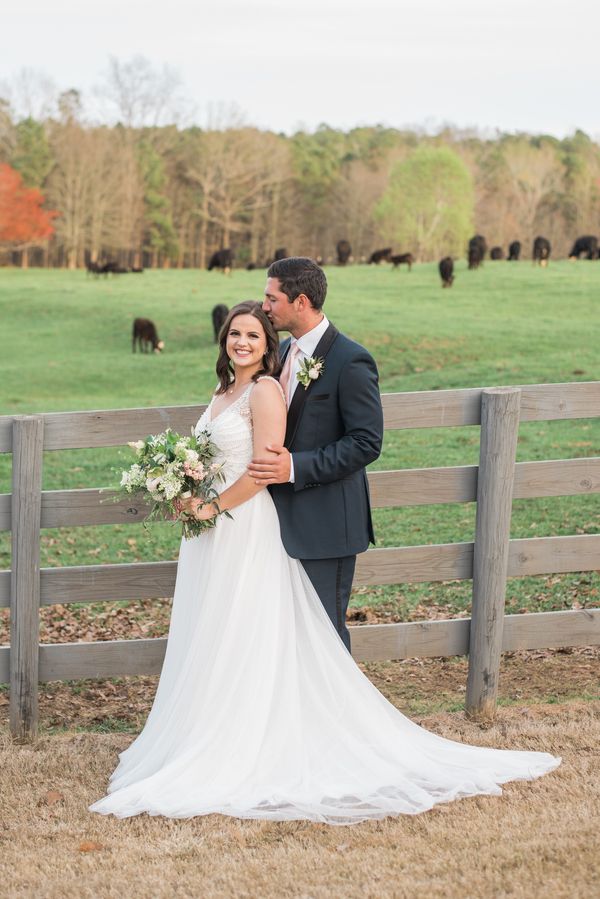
2, 701, 599, 899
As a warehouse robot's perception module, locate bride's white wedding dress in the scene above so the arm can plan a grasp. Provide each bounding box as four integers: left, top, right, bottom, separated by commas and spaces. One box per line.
89, 378, 560, 824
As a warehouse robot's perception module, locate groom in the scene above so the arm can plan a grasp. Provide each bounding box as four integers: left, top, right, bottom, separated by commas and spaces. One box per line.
248, 256, 384, 652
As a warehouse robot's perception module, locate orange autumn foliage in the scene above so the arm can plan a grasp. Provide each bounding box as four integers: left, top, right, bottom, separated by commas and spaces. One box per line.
0, 163, 56, 245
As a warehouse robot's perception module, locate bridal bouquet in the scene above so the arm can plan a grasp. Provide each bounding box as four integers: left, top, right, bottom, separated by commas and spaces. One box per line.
118, 427, 229, 538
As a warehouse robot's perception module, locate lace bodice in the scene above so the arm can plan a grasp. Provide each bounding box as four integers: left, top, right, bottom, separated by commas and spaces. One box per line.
194, 377, 284, 490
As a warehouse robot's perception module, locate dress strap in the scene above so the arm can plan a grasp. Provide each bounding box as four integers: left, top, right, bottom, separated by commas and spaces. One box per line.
256, 375, 286, 403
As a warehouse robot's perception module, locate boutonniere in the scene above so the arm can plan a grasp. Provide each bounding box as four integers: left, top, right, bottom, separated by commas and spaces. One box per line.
297, 356, 325, 389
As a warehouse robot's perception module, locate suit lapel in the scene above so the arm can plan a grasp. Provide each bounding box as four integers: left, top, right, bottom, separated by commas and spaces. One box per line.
279, 336, 291, 365
285, 323, 339, 447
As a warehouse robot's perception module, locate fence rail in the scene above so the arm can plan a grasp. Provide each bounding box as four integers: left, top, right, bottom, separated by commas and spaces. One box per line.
1, 380, 600, 739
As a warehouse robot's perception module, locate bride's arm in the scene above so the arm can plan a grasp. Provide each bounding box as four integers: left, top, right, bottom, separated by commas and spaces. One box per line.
186, 379, 286, 519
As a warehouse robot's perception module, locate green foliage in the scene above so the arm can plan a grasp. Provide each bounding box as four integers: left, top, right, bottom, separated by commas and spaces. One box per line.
375, 146, 474, 258
11, 118, 52, 188
137, 139, 178, 257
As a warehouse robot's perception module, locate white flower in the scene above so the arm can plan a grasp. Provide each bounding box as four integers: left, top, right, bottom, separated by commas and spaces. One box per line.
146, 476, 161, 492
174, 440, 190, 460
297, 356, 325, 389
127, 439, 145, 454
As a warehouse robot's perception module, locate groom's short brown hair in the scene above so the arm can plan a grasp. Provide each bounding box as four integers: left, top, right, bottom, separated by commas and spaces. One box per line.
267, 256, 327, 310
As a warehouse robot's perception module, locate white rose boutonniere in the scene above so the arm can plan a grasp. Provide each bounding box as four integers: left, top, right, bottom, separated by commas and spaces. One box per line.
297, 356, 325, 389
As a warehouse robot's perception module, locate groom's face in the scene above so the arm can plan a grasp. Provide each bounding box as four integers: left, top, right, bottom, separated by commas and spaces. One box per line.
262, 277, 297, 332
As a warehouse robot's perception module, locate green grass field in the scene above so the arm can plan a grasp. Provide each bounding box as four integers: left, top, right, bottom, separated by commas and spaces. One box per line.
1, 261, 599, 619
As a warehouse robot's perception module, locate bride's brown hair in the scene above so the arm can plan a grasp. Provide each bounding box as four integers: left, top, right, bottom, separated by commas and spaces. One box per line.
215, 301, 281, 395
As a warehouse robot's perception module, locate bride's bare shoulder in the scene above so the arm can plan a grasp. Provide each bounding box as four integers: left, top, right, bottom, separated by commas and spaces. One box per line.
251, 376, 286, 406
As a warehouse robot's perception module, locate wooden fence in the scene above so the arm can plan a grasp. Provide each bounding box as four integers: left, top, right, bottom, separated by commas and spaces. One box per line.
1, 381, 600, 739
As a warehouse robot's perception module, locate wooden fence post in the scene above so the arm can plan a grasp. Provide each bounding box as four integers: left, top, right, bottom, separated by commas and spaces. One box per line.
466, 388, 521, 720
10, 416, 44, 741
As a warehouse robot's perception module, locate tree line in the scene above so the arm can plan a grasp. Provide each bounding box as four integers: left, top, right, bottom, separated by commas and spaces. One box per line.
1, 66, 599, 268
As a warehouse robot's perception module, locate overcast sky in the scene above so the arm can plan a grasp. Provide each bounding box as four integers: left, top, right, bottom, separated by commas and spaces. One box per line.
2, 0, 598, 137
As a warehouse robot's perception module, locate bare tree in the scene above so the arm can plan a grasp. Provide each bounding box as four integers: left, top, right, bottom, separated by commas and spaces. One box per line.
100, 56, 184, 128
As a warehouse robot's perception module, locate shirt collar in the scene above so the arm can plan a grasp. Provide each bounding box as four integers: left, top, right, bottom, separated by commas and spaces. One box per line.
292, 315, 330, 357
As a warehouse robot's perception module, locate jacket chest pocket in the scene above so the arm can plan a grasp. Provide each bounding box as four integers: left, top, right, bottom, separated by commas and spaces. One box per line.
300, 394, 330, 443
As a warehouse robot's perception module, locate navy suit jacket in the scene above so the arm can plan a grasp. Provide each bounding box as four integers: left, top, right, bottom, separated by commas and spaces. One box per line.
269, 323, 384, 560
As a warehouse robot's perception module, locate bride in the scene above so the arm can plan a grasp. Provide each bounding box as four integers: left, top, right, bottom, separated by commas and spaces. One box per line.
89, 301, 561, 824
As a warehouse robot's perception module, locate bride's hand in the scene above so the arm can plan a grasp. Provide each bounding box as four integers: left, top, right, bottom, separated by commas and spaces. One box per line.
177, 497, 217, 520
193, 501, 218, 521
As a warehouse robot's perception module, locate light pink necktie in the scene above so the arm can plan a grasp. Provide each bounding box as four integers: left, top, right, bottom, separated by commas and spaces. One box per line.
279, 342, 301, 405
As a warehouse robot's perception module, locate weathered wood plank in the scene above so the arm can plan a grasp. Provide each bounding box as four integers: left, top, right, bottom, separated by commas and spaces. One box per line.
501, 608, 600, 651
354, 543, 474, 586
466, 388, 521, 720
507, 534, 600, 576
38, 560, 177, 605
352, 618, 471, 661
513, 457, 600, 500
382, 381, 600, 430
2, 457, 598, 531
10, 416, 44, 740
0, 404, 206, 453
0, 646, 8, 684
39, 637, 168, 681
1, 532, 599, 609
1, 382, 599, 452
0, 570, 9, 606
2, 607, 593, 684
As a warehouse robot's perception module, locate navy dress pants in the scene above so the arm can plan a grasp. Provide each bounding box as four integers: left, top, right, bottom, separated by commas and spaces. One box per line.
299, 556, 357, 653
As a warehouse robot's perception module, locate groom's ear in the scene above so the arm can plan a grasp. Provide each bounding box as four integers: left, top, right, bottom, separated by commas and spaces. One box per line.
295, 293, 310, 310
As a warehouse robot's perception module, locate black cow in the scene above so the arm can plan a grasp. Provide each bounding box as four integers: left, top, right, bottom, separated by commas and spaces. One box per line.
368, 247, 392, 264
131, 266, 144, 273
246, 262, 257, 270
336, 240, 352, 265
208, 248, 234, 273
490, 246, 504, 260
508, 241, 521, 261
132, 318, 164, 353
211, 304, 229, 343
439, 256, 454, 287
569, 235, 598, 260
468, 235, 487, 269
86, 260, 102, 276
274, 247, 288, 261
390, 252, 414, 271
532, 236, 551, 266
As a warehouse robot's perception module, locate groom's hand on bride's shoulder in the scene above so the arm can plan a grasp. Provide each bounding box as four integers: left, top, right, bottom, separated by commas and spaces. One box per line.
248, 445, 291, 485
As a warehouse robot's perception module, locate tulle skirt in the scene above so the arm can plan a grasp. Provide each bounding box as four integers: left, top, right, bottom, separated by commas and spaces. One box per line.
89, 490, 561, 824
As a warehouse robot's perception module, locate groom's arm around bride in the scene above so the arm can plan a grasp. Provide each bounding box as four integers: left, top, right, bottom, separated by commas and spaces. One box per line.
250, 256, 384, 651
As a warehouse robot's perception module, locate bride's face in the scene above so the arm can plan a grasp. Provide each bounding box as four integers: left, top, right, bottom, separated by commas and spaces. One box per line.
226, 314, 267, 372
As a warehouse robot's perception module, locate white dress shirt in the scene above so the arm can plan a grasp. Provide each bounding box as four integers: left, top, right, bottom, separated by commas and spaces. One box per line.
286, 315, 329, 483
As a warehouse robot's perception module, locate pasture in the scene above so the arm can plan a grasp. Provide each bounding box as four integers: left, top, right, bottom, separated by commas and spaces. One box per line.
1, 261, 599, 897
1, 261, 599, 617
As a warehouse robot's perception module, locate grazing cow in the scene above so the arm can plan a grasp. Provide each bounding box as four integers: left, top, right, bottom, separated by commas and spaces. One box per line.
246, 261, 257, 270
532, 236, 551, 266
132, 318, 164, 353
86, 260, 102, 276
274, 247, 288, 261
368, 247, 392, 264
390, 252, 414, 271
131, 266, 144, 273
508, 241, 521, 261
467, 235, 487, 269
490, 246, 504, 260
208, 248, 234, 273
336, 240, 352, 265
211, 304, 229, 343
439, 256, 454, 287
569, 235, 598, 260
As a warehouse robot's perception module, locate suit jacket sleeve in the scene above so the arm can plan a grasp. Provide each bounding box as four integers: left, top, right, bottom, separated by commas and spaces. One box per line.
291, 350, 384, 490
